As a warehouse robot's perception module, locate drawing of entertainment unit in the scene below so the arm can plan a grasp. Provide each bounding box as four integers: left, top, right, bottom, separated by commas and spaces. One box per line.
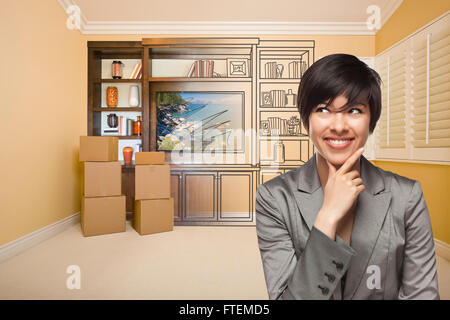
88, 38, 315, 225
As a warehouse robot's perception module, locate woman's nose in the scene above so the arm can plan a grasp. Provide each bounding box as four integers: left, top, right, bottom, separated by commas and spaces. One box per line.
329, 113, 349, 132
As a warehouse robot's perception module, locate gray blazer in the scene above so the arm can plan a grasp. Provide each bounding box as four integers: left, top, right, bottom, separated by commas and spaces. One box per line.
255, 154, 440, 300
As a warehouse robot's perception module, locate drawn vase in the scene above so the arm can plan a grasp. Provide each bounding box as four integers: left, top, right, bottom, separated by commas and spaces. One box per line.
123, 146, 133, 166
106, 86, 118, 107
285, 89, 296, 107
276, 64, 284, 78
129, 85, 140, 107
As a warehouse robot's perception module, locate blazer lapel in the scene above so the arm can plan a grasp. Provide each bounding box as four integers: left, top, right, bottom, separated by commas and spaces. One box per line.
343, 156, 391, 299
293, 154, 324, 231
293, 154, 392, 300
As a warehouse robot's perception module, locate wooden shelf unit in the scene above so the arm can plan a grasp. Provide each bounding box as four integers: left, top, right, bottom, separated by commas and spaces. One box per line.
87, 41, 147, 151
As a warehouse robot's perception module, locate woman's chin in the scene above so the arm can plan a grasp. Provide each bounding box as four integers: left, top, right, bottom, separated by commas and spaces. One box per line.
322, 153, 349, 166
328, 159, 346, 167
317, 147, 362, 167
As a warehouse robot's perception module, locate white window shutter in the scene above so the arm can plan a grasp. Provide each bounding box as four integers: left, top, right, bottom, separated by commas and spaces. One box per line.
374, 40, 409, 160
410, 13, 450, 163
375, 12, 450, 164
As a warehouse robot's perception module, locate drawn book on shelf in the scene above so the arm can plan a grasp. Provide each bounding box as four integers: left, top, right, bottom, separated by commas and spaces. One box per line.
288, 61, 307, 78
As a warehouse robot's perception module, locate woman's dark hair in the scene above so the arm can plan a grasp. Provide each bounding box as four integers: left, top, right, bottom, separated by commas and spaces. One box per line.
297, 53, 382, 134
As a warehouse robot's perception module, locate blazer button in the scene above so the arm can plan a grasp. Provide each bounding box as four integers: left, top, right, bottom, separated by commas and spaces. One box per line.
324, 272, 335, 283
318, 285, 329, 295
332, 260, 344, 270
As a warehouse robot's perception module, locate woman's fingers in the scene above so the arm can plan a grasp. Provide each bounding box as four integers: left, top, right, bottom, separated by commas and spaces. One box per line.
356, 184, 365, 193
352, 177, 363, 186
337, 147, 364, 175
345, 170, 360, 180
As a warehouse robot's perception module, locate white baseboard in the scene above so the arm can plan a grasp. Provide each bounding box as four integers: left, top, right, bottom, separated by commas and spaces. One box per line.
0, 213, 80, 264
435, 238, 450, 262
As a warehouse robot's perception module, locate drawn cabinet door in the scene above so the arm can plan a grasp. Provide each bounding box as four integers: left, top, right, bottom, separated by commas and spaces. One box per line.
218, 172, 253, 221
260, 169, 284, 184
183, 171, 217, 221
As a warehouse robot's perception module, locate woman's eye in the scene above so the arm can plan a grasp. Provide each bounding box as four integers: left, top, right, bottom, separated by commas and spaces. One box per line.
349, 108, 362, 114
316, 107, 328, 112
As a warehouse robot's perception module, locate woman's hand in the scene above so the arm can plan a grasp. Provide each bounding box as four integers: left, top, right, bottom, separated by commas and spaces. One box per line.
314, 147, 365, 239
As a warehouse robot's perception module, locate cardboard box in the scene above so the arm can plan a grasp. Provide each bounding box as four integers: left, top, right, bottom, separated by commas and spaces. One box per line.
135, 151, 166, 165
82, 162, 121, 197
79, 136, 118, 162
135, 164, 170, 200
133, 198, 174, 235
81, 195, 126, 237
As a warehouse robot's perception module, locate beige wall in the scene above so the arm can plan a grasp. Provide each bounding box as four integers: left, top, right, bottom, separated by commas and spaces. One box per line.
0, 0, 85, 245
0, 0, 373, 247
372, 161, 450, 244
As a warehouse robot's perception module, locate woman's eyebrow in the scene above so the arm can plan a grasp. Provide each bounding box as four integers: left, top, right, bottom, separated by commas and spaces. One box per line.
341, 102, 368, 109
319, 102, 367, 111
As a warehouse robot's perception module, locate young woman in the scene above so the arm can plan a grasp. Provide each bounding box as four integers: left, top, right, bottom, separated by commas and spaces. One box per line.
255, 54, 440, 300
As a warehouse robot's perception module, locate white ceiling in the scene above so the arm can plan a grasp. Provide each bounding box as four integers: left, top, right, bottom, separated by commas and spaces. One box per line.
58, 0, 403, 34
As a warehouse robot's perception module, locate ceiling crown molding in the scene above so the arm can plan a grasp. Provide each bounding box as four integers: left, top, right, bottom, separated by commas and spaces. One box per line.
58, 0, 403, 35
82, 21, 376, 35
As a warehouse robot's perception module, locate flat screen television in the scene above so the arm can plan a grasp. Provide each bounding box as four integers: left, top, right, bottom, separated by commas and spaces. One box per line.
157, 91, 245, 152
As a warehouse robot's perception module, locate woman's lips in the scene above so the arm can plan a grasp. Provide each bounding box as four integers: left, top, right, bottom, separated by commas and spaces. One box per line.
324, 138, 354, 149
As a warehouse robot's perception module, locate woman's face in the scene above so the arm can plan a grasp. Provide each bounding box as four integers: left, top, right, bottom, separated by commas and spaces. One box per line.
308, 94, 370, 166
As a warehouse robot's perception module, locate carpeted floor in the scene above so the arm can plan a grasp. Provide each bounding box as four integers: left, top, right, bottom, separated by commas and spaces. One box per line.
0, 221, 448, 299
0, 222, 268, 299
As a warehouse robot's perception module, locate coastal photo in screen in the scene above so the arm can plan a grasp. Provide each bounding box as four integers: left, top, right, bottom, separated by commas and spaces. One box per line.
157, 92, 245, 152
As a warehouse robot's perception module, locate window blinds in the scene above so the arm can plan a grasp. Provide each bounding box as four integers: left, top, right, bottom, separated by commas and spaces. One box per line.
375, 12, 449, 163
411, 18, 450, 148
376, 45, 407, 149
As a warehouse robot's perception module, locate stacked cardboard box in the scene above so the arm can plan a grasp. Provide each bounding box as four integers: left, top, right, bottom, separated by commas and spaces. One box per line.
133, 151, 173, 235
79, 136, 126, 237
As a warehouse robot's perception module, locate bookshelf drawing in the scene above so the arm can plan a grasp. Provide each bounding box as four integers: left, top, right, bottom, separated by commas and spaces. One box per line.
257, 40, 316, 185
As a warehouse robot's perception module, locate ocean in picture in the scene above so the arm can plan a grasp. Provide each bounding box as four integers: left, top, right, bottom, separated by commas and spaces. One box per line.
157, 92, 244, 151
